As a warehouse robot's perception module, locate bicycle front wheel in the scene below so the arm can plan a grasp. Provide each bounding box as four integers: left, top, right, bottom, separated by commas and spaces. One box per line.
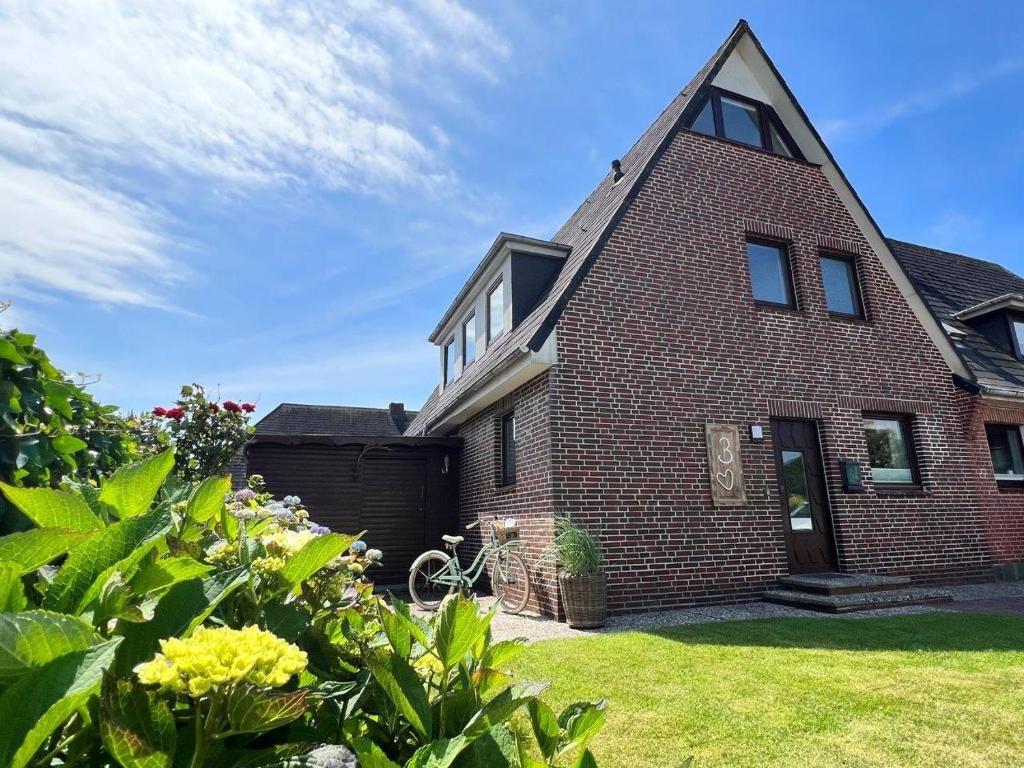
492, 551, 530, 614
408, 552, 456, 610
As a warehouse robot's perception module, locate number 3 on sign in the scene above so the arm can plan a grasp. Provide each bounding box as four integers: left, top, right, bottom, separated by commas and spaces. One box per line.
705, 424, 747, 506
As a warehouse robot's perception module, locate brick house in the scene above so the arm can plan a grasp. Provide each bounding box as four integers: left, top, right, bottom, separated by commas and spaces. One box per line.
399, 19, 1024, 617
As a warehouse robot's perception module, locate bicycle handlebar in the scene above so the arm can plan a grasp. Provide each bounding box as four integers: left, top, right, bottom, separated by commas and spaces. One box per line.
466, 521, 480, 529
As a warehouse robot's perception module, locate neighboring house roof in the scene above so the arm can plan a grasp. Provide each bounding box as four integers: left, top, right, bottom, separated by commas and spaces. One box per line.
889, 239, 1024, 397
257, 403, 417, 437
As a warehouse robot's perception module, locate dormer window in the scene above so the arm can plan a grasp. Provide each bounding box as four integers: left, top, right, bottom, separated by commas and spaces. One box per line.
488, 279, 505, 342
443, 338, 456, 385
463, 314, 476, 366
688, 87, 801, 160
1012, 319, 1024, 359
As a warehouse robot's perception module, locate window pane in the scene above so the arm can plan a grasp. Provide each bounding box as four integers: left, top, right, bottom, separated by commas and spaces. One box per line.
444, 341, 456, 384
864, 417, 913, 484
987, 425, 1024, 480
821, 256, 859, 315
768, 122, 793, 157
691, 98, 715, 136
489, 280, 504, 339
501, 413, 516, 484
721, 96, 762, 147
782, 450, 813, 531
746, 241, 792, 306
463, 316, 476, 365
1014, 321, 1024, 357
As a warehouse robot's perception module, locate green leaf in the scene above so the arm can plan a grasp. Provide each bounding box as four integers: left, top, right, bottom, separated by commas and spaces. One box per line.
42, 507, 171, 614
129, 556, 214, 595
99, 450, 174, 519
0, 637, 122, 768
554, 700, 607, 762
366, 648, 433, 739
186, 475, 230, 524
114, 566, 247, 674
403, 736, 470, 768
481, 639, 527, 671
351, 738, 402, 768
279, 532, 359, 588
454, 725, 521, 768
0, 610, 101, 683
226, 684, 307, 735
100, 676, 176, 768
573, 750, 599, 768
527, 699, 560, 761
0, 483, 101, 532
52, 434, 88, 456
229, 744, 360, 768
432, 594, 494, 669
0, 528, 90, 574
380, 606, 413, 657
0, 561, 27, 612
0, 338, 26, 364
389, 594, 430, 647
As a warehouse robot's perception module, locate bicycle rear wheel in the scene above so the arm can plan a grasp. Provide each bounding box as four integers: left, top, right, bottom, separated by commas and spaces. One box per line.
492, 551, 530, 614
408, 552, 456, 610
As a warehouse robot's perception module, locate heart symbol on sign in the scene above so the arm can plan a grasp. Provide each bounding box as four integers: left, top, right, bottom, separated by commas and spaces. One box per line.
715, 469, 735, 491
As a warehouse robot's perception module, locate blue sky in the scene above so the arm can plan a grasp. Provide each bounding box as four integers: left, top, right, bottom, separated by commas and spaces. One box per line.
2, 1, 1022, 417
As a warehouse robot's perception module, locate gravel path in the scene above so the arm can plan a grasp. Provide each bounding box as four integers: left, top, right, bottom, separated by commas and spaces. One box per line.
439, 581, 1024, 643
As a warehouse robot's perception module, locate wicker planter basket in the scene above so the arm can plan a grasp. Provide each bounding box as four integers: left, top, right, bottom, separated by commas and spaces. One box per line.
494, 525, 519, 544
558, 571, 607, 628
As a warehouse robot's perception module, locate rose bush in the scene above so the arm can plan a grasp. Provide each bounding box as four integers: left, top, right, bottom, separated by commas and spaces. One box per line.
131, 384, 256, 482
0, 451, 606, 767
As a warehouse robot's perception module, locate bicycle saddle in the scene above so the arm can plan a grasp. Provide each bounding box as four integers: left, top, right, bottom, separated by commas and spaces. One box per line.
442, 535, 464, 546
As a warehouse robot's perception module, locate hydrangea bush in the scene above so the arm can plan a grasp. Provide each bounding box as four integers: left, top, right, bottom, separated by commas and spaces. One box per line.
0, 450, 606, 767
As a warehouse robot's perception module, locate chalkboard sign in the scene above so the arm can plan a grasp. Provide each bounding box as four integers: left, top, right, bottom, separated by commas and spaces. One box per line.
705, 423, 747, 507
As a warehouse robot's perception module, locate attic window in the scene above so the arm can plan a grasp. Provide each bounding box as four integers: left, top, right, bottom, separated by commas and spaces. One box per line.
688, 87, 801, 160
1013, 319, 1024, 359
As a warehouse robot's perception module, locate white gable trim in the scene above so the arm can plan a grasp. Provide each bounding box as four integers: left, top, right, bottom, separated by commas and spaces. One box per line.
720, 32, 969, 380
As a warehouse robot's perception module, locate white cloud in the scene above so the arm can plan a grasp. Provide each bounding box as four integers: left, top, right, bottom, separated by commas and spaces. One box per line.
820, 56, 1024, 141
0, 0, 510, 306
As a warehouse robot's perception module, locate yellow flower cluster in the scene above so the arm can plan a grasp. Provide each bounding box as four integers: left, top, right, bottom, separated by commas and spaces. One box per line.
135, 626, 307, 698
252, 555, 286, 575
261, 527, 315, 556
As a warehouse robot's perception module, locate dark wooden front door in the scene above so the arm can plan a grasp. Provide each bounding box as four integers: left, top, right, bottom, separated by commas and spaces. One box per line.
770, 419, 837, 573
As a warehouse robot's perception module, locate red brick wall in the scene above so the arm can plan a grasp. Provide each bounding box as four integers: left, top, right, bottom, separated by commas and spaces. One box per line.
454, 372, 561, 618
963, 393, 1024, 570
548, 130, 992, 613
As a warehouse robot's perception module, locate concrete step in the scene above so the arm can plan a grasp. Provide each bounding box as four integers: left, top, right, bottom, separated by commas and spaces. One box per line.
778, 572, 912, 596
763, 586, 953, 614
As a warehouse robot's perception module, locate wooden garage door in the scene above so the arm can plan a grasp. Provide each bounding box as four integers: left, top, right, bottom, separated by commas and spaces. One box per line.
361, 456, 426, 584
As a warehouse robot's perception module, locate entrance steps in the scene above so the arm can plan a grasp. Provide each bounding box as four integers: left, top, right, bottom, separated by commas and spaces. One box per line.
763, 572, 953, 613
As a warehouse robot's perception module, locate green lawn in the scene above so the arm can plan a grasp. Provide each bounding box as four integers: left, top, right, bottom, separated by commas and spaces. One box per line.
512, 613, 1024, 768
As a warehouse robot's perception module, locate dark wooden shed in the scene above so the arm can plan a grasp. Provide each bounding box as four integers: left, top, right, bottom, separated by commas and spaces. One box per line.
245, 431, 460, 585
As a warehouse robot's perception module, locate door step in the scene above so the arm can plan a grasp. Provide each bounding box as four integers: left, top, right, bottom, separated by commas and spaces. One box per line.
764, 572, 952, 613
777, 572, 912, 596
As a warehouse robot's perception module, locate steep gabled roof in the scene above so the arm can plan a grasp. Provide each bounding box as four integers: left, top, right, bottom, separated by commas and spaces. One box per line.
408, 19, 968, 434
406, 21, 749, 435
258, 403, 416, 437
890, 239, 1024, 396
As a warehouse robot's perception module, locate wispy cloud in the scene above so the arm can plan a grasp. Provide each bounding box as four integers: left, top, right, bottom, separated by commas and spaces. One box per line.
819, 56, 1024, 141
0, 0, 510, 307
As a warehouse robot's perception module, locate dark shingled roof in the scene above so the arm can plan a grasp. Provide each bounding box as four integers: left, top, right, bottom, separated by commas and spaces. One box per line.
257, 403, 417, 437
406, 21, 749, 436
889, 239, 1024, 396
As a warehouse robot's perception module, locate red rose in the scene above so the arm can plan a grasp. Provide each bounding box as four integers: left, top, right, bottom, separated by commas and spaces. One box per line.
152, 406, 167, 416
223, 400, 241, 413
241, 402, 255, 413
166, 407, 185, 420
209, 403, 220, 412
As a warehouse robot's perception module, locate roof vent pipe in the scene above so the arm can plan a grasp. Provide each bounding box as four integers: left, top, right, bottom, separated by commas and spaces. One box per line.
611, 159, 624, 183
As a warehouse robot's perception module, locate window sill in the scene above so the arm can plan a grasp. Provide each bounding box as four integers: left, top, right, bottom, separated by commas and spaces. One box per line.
754, 302, 802, 317
495, 481, 517, 492
874, 485, 927, 496
996, 480, 1024, 492
828, 312, 869, 325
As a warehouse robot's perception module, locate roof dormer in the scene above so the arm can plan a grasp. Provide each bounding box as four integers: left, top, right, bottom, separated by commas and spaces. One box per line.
953, 293, 1024, 359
